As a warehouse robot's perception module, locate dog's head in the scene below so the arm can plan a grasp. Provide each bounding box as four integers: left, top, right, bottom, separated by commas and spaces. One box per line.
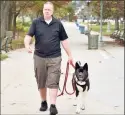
75, 61, 88, 82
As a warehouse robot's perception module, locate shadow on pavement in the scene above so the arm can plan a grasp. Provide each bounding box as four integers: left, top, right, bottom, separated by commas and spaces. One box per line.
103, 40, 124, 47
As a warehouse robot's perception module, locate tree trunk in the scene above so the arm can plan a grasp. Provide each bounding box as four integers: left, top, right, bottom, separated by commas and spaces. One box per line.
8, 7, 13, 30
97, 17, 100, 24
1, 1, 11, 38
115, 16, 119, 30
30, 14, 34, 22
12, 1, 19, 39
36, 10, 41, 18
21, 13, 25, 25
36, 11, 39, 18
13, 14, 19, 39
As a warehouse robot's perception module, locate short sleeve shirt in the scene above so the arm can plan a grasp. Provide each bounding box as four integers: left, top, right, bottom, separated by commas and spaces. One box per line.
27, 16, 68, 58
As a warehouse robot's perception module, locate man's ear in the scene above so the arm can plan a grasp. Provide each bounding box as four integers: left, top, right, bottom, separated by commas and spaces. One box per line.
75, 61, 81, 70
83, 63, 88, 71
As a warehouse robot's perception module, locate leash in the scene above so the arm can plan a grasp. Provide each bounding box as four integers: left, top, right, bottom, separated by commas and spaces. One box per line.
57, 61, 76, 97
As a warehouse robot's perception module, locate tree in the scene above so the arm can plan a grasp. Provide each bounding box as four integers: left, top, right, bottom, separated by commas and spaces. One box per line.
1, 1, 11, 38
90, 1, 124, 30
66, 4, 75, 21
1, 1, 71, 39
11, 1, 36, 38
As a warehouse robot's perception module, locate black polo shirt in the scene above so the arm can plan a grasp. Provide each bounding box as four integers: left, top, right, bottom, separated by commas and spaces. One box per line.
27, 16, 68, 58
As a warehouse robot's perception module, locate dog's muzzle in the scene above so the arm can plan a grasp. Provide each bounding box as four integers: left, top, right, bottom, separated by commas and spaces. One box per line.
73, 73, 88, 85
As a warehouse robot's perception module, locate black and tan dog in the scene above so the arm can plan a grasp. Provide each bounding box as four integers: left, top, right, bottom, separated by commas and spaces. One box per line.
73, 61, 90, 114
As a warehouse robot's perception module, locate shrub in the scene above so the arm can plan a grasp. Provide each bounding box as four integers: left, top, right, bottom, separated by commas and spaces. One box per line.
12, 36, 34, 50
16, 20, 31, 32
0, 53, 8, 61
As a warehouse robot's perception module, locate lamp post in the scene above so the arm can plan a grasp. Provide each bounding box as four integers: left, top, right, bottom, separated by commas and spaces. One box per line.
100, 0, 103, 42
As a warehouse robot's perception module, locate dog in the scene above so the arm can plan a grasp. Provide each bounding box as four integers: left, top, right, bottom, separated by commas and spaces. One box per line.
72, 61, 90, 114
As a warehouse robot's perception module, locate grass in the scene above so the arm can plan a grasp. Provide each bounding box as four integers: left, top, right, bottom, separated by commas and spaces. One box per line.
80, 22, 124, 36
11, 31, 34, 50
90, 24, 114, 36
0, 53, 8, 61
12, 37, 25, 49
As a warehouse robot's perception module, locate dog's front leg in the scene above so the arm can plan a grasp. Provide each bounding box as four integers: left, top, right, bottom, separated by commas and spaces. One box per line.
81, 89, 88, 110
73, 96, 77, 106
76, 93, 82, 114
81, 98, 85, 110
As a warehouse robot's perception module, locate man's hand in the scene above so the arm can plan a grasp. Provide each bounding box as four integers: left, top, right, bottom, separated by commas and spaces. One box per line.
68, 56, 74, 66
25, 45, 33, 53
24, 35, 33, 53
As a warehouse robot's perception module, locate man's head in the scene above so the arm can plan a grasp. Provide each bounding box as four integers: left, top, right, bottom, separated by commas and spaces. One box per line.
43, 1, 54, 20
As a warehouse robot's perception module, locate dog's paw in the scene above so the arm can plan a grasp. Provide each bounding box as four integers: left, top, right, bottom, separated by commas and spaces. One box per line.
76, 108, 81, 114
73, 103, 77, 106
73, 99, 77, 106
81, 105, 85, 110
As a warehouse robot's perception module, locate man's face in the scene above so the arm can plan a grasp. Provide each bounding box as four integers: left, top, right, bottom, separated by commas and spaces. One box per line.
43, 4, 53, 18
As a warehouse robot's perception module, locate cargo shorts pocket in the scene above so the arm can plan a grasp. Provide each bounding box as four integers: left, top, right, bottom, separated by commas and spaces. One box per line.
34, 68, 39, 85
46, 57, 62, 88
35, 68, 37, 78
46, 68, 61, 88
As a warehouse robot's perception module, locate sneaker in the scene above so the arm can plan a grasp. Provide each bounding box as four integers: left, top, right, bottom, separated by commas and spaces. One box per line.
39, 100, 48, 111
50, 104, 58, 115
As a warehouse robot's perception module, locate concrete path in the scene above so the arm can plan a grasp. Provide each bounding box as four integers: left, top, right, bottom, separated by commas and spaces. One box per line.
1, 22, 124, 114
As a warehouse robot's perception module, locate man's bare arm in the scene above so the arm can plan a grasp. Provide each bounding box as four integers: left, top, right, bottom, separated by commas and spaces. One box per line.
61, 39, 72, 57
24, 35, 33, 53
61, 39, 73, 64
24, 35, 32, 47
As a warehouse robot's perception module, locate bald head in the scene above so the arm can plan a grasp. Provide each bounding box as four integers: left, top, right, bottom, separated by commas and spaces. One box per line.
43, 1, 54, 10
43, 2, 54, 20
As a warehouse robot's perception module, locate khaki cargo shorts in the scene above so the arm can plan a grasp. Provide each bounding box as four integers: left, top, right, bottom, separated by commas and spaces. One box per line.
33, 54, 62, 89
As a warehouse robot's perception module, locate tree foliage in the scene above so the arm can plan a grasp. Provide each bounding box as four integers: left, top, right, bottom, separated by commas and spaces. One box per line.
90, 1, 124, 19
1, 1, 72, 38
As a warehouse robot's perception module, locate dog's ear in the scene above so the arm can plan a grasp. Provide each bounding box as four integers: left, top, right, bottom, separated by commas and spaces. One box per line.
75, 61, 81, 69
83, 63, 88, 71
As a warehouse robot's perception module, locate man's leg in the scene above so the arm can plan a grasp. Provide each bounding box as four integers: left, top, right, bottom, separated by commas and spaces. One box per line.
49, 89, 58, 115
39, 88, 48, 111
49, 89, 58, 105
39, 88, 47, 101
46, 56, 62, 115
34, 55, 48, 111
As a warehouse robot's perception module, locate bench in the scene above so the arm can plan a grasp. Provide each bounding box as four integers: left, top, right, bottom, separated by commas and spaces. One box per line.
113, 30, 124, 45
118, 30, 124, 44
0, 31, 13, 53
110, 30, 121, 39
1, 36, 13, 53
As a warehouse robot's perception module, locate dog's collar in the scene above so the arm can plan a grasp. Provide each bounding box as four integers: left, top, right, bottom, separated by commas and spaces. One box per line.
76, 80, 86, 85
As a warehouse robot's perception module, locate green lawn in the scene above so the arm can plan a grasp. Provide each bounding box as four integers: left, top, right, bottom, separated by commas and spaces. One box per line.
0, 53, 8, 61
81, 22, 124, 36
90, 24, 114, 36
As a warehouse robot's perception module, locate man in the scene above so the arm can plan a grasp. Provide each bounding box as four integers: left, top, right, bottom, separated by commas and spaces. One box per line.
24, 1, 73, 115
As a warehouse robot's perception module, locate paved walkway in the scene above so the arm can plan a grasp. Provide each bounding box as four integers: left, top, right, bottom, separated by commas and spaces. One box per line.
1, 22, 124, 114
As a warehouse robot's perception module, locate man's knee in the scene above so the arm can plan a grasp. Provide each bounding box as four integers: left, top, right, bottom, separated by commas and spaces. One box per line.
46, 74, 61, 89
46, 83, 60, 89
